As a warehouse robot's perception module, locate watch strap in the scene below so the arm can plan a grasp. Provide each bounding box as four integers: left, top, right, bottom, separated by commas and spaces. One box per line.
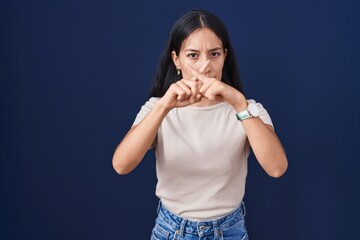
236, 109, 251, 121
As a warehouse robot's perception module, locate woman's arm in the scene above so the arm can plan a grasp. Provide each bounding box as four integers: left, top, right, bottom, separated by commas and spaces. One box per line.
189, 67, 288, 178
112, 79, 202, 175
233, 102, 288, 178
112, 101, 169, 175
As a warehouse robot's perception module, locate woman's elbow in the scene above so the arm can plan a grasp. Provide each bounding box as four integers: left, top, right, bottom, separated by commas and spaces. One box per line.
112, 157, 132, 175
268, 157, 288, 178
113, 165, 131, 175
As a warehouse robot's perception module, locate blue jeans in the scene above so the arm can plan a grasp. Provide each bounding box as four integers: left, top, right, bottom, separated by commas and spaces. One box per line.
150, 201, 249, 240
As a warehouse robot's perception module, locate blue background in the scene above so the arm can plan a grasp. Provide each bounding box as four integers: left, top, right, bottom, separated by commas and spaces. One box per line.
1, 0, 360, 239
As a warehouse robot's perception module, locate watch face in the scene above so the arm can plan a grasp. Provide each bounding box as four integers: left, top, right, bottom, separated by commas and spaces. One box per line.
248, 103, 260, 117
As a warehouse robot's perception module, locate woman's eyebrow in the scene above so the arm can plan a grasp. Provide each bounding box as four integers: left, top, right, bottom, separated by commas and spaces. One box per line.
184, 47, 223, 52
209, 47, 223, 51
184, 48, 200, 52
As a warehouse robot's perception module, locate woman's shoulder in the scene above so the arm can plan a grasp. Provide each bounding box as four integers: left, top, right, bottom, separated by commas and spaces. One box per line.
247, 99, 265, 109
141, 97, 160, 108
148, 97, 160, 103
246, 98, 273, 127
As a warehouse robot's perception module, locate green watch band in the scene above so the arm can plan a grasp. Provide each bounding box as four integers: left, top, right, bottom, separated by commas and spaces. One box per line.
236, 109, 251, 121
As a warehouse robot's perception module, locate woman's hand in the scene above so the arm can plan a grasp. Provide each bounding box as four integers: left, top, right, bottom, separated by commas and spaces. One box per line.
187, 66, 248, 111
158, 78, 203, 110
158, 63, 249, 111
188, 66, 287, 178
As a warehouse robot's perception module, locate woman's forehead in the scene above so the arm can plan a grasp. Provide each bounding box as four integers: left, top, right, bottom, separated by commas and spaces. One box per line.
181, 28, 223, 51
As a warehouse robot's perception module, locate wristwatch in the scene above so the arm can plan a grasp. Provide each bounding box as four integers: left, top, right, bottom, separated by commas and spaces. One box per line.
236, 102, 260, 121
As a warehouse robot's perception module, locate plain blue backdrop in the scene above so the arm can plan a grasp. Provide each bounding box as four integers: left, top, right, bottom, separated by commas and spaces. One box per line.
1, 0, 359, 239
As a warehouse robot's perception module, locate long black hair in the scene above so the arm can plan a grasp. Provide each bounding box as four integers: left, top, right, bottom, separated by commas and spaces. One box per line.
149, 10, 244, 97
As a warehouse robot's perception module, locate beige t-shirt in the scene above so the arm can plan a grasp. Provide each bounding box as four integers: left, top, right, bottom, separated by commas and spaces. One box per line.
133, 97, 273, 221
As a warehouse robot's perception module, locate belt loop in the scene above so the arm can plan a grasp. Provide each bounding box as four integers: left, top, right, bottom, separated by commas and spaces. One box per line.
157, 200, 161, 214
241, 201, 246, 217
212, 220, 220, 238
179, 218, 187, 237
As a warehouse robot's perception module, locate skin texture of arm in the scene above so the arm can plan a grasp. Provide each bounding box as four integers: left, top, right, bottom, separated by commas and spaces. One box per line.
233, 100, 288, 178
191, 67, 288, 178
113, 61, 287, 177
112, 101, 169, 175
112, 79, 203, 175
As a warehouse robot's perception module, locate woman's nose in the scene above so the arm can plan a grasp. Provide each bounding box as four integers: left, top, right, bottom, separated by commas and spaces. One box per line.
199, 59, 210, 74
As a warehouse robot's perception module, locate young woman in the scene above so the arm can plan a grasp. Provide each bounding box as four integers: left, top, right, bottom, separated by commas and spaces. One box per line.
112, 10, 288, 240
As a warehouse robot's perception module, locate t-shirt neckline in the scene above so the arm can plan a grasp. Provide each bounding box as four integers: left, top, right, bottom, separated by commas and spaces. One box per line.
187, 102, 227, 111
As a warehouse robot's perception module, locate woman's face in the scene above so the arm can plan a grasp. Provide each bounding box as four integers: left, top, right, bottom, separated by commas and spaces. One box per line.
172, 28, 227, 80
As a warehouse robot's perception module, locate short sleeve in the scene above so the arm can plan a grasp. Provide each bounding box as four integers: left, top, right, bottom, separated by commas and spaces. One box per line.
132, 97, 160, 126
132, 97, 160, 149
247, 99, 274, 128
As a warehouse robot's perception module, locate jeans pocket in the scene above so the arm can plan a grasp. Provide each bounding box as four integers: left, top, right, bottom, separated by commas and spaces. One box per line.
217, 232, 224, 240
221, 219, 248, 240
171, 231, 179, 240
151, 224, 170, 240
240, 232, 249, 240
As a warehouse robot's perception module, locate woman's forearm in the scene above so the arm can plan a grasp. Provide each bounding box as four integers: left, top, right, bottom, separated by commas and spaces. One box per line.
231, 100, 288, 178
112, 101, 170, 175
241, 117, 288, 178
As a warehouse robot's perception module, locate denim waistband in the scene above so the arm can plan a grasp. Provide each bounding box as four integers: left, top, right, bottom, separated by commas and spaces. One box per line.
156, 201, 246, 237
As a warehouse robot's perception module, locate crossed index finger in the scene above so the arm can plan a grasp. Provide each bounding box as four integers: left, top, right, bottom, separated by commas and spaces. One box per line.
186, 64, 209, 83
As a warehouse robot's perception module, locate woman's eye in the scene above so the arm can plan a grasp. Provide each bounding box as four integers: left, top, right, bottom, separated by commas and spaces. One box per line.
187, 53, 198, 58
210, 52, 221, 57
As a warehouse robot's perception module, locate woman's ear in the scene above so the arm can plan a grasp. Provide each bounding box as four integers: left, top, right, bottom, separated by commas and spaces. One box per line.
171, 51, 181, 69
224, 48, 228, 58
